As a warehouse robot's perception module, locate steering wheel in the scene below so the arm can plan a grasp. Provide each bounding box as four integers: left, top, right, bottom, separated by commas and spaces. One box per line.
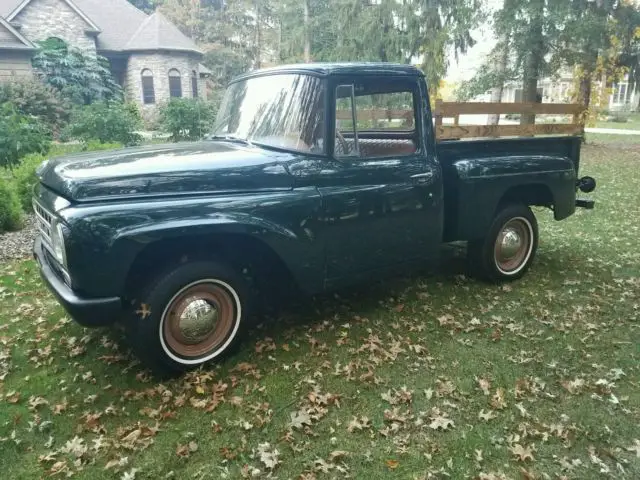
336, 130, 351, 155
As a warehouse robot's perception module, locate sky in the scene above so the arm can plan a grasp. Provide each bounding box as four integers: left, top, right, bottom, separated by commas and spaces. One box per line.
445, 0, 502, 84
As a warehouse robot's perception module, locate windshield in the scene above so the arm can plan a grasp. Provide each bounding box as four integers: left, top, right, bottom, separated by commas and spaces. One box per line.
213, 74, 325, 154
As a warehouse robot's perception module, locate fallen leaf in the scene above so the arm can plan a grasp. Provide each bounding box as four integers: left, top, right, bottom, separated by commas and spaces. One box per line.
429, 415, 454, 430
509, 443, 535, 462
257, 442, 280, 470
385, 459, 399, 469
561, 378, 585, 395
478, 409, 497, 421
6, 391, 20, 404
477, 377, 491, 396
136, 304, 152, 319
290, 410, 312, 430
626, 439, 640, 458
490, 388, 507, 410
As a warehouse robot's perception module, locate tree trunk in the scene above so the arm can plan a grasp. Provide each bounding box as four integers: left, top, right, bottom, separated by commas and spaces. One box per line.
303, 0, 311, 63
254, 1, 262, 69
579, 73, 592, 113
521, 0, 544, 125
488, 39, 509, 125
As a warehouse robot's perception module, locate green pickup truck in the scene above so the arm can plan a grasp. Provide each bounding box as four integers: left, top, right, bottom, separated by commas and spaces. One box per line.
32, 62, 596, 373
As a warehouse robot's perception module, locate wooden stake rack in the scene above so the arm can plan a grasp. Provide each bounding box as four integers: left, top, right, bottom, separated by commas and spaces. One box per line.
434, 100, 585, 140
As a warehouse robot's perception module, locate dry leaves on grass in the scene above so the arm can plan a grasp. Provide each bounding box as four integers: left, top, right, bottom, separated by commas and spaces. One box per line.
509, 444, 535, 462
257, 442, 280, 470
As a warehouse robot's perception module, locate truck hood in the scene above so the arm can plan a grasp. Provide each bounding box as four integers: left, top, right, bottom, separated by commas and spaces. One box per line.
37, 141, 294, 202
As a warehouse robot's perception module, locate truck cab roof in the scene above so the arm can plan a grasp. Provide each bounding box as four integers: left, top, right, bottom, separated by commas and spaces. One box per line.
233, 62, 425, 82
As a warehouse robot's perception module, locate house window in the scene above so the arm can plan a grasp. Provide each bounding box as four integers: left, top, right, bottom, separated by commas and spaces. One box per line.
613, 83, 629, 104
191, 70, 198, 98
141, 69, 155, 104
169, 69, 182, 98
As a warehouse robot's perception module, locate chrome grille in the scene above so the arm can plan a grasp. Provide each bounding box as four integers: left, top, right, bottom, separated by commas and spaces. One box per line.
33, 199, 54, 247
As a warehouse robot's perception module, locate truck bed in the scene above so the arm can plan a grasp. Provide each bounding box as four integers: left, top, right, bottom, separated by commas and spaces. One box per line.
437, 135, 582, 242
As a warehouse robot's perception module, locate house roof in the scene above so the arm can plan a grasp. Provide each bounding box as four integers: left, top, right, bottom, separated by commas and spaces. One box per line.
0, 0, 201, 54
3, 0, 100, 32
123, 12, 201, 54
0, 14, 34, 50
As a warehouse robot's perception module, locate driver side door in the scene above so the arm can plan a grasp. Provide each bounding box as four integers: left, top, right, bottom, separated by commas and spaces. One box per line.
314, 76, 443, 286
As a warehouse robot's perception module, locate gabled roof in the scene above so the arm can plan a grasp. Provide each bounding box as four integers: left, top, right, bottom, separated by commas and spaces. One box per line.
68, 0, 149, 51
0, 0, 201, 54
0, 14, 35, 50
123, 12, 201, 54
4, 0, 100, 32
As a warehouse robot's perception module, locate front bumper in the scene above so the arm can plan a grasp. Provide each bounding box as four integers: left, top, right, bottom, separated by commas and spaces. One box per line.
34, 236, 122, 327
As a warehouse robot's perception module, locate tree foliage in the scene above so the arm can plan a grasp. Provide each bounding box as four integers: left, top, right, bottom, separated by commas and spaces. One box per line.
0, 77, 70, 135
159, 98, 216, 141
155, 0, 483, 95
64, 102, 143, 146
458, 0, 640, 117
0, 181, 22, 233
0, 104, 51, 171
126, 0, 160, 12
277, 0, 485, 94
31, 39, 122, 106
616, 0, 640, 108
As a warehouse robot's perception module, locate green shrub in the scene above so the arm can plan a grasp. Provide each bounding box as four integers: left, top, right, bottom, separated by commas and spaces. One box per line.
159, 98, 215, 141
0, 78, 70, 135
64, 102, 142, 146
13, 141, 123, 213
0, 181, 23, 233
0, 104, 51, 170
609, 110, 630, 123
12, 153, 47, 212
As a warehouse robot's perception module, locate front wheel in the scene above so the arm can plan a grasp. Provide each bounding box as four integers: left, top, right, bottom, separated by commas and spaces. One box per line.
467, 204, 538, 282
125, 260, 248, 375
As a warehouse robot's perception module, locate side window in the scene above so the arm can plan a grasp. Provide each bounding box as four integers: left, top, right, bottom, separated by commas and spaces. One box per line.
334, 79, 418, 159
141, 69, 155, 104
169, 68, 182, 98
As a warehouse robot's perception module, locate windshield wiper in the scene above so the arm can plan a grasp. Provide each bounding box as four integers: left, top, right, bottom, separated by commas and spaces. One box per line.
209, 135, 253, 146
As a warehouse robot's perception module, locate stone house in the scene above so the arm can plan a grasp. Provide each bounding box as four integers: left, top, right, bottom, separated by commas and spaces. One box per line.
0, 0, 209, 119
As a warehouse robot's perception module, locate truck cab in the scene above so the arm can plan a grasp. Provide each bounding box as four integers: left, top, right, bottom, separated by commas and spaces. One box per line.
32, 63, 596, 374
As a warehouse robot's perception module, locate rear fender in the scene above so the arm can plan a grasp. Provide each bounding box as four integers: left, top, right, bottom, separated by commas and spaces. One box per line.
446, 155, 576, 241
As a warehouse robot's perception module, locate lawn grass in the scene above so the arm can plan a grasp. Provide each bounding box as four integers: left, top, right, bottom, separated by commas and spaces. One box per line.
595, 112, 640, 131
586, 133, 640, 146
1, 144, 639, 479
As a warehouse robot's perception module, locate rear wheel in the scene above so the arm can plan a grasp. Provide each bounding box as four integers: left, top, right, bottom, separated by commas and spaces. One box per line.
125, 260, 248, 375
468, 204, 538, 282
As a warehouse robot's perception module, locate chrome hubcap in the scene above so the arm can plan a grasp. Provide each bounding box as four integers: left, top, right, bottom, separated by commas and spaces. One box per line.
163, 281, 236, 359
498, 228, 523, 261
494, 218, 532, 274
178, 298, 219, 345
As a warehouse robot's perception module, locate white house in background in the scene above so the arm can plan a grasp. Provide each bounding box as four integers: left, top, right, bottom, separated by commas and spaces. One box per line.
480, 72, 637, 111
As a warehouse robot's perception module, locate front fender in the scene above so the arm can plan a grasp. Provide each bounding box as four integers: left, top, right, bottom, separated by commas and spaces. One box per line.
60, 190, 323, 297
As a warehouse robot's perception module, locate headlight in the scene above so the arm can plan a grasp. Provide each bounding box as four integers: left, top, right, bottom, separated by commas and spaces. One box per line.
50, 221, 67, 267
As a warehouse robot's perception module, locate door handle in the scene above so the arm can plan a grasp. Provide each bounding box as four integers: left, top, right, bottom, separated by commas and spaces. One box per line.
411, 171, 434, 185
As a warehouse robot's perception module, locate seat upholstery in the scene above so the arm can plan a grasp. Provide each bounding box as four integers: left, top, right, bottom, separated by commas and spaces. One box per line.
336, 137, 416, 157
